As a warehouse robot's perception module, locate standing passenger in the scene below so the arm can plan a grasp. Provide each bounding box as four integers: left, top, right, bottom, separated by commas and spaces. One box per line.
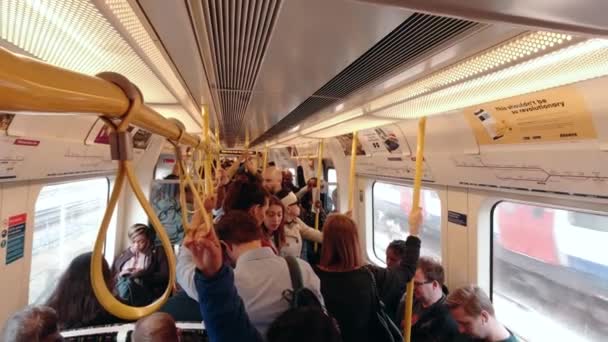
262, 166, 284, 195
446, 285, 518, 342
262, 196, 287, 254
314, 211, 422, 342
46, 252, 121, 329
277, 190, 323, 258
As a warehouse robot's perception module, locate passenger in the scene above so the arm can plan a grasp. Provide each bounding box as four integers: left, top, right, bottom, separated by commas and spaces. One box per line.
132, 312, 179, 342
299, 186, 327, 264
174, 179, 270, 313
446, 285, 518, 342
314, 211, 421, 342
46, 252, 121, 329
281, 169, 298, 193
262, 166, 284, 194
214, 210, 323, 336
386, 239, 408, 269
185, 222, 339, 342
1, 306, 63, 342
112, 224, 169, 306
262, 196, 287, 254
276, 190, 323, 258
396, 257, 460, 341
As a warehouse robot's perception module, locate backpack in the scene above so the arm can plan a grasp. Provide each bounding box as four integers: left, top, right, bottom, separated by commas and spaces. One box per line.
364, 266, 403, 342
282, 256, 324, 310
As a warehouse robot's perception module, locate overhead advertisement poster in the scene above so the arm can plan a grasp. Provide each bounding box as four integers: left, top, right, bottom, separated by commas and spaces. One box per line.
336, 133, 366, 156
464, 86, 597, 145
358, 125, 407, 155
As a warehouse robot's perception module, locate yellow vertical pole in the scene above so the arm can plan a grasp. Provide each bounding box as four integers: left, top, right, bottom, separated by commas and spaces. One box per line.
202, 105, 213, 196
262, 144, 269, 173
348, 131, 358, 211
404, 117, 427, 342
314, 139, 324, 252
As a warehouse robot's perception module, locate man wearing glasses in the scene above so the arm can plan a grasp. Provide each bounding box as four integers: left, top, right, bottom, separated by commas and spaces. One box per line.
398, 257, 461, 341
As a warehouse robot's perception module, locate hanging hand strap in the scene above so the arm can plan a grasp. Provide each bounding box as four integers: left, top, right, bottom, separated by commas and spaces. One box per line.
90, 72, 176, 320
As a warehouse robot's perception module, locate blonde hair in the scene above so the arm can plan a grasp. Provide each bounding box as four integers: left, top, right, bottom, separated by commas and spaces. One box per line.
319, 214, 364, 271
446, 285, 495, 317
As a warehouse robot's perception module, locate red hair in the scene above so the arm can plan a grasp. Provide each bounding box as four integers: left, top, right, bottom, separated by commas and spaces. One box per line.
319, 214, 364, 271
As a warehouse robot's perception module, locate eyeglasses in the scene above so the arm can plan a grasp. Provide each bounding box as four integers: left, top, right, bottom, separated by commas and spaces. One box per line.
414, 280, 433, 287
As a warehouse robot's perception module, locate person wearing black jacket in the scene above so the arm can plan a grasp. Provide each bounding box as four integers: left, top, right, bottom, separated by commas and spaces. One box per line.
314, 210, 422, 342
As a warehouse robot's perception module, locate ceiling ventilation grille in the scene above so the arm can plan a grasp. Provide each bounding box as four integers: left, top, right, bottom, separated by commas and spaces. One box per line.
201, 0, 282, 145
252, 13, 479, 145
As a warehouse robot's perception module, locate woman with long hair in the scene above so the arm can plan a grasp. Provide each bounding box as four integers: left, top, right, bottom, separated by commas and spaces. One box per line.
112, 224, 169, 306
314, 211, 422, 342
261, 196, 287, 254
46, 252, 121, 330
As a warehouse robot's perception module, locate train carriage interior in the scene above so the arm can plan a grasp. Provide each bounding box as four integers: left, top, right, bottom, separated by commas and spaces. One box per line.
1, 0, 608, 341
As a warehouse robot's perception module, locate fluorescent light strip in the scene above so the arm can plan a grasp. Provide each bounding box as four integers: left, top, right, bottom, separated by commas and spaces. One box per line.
370, 31, 577, 111
373, 39, 608, 119
0, 0, 175, 103
301, 108, 364, 135
305, 116, 397, 139
103, 0, 201, 126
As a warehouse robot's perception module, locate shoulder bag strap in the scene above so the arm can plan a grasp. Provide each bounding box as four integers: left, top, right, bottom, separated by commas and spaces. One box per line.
284, 255, 303, 291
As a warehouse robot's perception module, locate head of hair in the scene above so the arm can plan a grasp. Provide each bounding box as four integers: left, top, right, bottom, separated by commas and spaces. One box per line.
266, 307, 341, 342
417, 257, 445, 285
1, 306, 62, 342
216, 210, 263, 245
264, 196, 287, 246
319, 214, 363, 271
45, 252, 112, 330
128, 224, 155, 243
223, 179, 269, 212
446, 285, 495, 317
132, 312, 178, 342
387, 240, 408, 258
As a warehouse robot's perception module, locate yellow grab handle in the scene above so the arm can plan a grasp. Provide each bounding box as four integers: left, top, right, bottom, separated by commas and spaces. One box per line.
404, 117, 427, 342
348, 131, 358, 211
91, 162, 176, 320
314, 139, 324, 252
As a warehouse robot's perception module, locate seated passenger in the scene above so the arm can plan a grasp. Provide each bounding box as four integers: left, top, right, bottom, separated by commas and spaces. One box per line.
446, 285, 518, 342
386, 240, 408, 269
46, 252, 121, 329
262, 196, 287, 254
1, 306, 63, 342
277, 190, 323, 258
132, 312, 179, 342
314, 211, 421, 342
185, 222, 340, 342
262, 166, 284, 195
214, 210, 323, 336
396, 257, 459, 341
112, 224, 169, 306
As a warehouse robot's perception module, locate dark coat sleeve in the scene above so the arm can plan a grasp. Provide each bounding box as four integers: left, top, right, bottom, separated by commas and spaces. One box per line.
368, 235, 421, 320
194, 266, 263, 342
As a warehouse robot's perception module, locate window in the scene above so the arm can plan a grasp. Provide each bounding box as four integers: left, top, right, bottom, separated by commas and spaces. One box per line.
154, 153, 177, 180
29, 178, 111, 304
372, 182, 441, 264
492, 202, 608, 341
327, 168, 337, 212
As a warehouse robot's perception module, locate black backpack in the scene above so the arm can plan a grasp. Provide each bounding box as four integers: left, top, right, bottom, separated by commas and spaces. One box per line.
282, 256, 325, 310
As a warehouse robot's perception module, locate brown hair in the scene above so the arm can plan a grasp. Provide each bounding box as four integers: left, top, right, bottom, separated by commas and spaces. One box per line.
128, 223, 154, 242
1, 306, 60, 342
264, 196, 287, 248
417, 257, 445, 284
446, 285, 495, 317
319, 214, 364, 271
132, 312, 178, 342
216, 210, 263, 244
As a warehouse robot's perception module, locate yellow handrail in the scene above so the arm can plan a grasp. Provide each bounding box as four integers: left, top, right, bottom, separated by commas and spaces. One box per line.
314, 139, 324, 252
404, 117, 427, 342
348, 132, 358, 211
90, 73, 176, 320
0, 48, 207, 149
262, 145, 269, 173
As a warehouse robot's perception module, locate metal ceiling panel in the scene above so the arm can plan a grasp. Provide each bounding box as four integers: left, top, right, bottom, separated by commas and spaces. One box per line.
357, 0, 608, 37
244, 0, 413, 146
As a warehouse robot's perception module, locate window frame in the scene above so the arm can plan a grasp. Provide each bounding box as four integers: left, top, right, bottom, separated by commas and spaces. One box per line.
370, 180, 443, 265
